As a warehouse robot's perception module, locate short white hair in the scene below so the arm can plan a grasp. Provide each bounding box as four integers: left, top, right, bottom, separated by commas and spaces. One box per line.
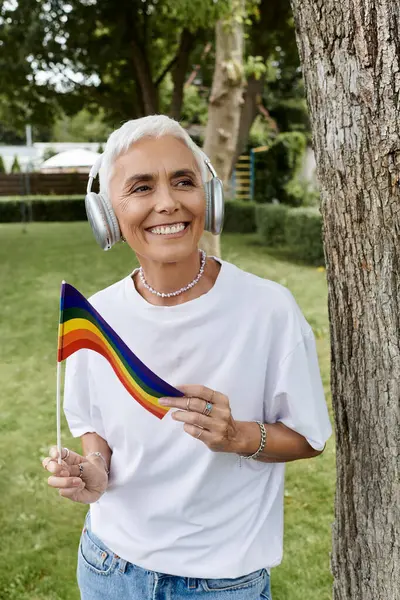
99, 115, 209, 197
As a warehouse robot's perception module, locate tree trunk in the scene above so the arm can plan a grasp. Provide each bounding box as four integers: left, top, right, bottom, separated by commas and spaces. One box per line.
131, 38, 159, 115
290, 1, 400, 599
170, 29, 195, 120
231, 74, 265, 172
201, 1, 245, 257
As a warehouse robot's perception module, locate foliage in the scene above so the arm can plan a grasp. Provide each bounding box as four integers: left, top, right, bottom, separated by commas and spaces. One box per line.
254, 131, 307, 204
0, 155, 6, 174
223, 200, 257, 233
0, 222, 333, 600
256, 202, 288, 245
0, 197, 86, 223
247, 115, 275, 148
256, 203, 324, 265
0, 196, 255, 235
52, 109, 111, 143
42, 148, 58, 162
0, 0, 231, 127
284, 207, 324, 265
10, 156, 21, 173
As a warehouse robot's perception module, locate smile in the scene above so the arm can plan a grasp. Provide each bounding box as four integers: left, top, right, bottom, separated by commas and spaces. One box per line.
147, 222, 189, 235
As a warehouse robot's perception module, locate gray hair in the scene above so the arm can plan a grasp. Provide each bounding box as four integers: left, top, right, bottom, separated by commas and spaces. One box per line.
98, 115, 209, 197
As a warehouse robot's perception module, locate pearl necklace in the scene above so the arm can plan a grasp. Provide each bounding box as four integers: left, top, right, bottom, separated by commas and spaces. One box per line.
138, 250, 207, 298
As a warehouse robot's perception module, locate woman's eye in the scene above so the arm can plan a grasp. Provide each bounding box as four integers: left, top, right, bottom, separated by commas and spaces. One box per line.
133, 185, 151, 193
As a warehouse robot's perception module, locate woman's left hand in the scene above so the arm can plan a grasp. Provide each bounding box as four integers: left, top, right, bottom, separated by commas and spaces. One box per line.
159, 385, 240, 453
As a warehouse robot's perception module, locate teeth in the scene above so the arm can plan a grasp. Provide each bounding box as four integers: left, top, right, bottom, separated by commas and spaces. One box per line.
150, 223, 186, 235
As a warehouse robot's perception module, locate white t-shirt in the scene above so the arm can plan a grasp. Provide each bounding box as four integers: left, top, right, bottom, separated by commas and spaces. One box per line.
64, 258, 332, 578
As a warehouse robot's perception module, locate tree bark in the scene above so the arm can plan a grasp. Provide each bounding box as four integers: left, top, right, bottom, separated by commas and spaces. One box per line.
201, 1, 245, 257
170, 29, 195, 120
290, 1, 400, 599
131, 37, 159, 115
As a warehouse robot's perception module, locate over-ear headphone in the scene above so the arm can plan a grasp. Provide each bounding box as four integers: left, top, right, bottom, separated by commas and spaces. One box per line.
85, 155, 224, 251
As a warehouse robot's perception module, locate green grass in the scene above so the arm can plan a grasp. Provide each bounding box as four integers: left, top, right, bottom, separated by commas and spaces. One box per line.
0, 195, 83, 202
0, 222, 335, 600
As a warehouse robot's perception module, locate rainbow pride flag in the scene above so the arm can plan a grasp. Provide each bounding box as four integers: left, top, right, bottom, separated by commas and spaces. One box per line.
57, 282, 184, 419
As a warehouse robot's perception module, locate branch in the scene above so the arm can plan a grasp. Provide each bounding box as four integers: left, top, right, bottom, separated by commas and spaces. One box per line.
155, 54, 179, 87
185, 42, 212, 88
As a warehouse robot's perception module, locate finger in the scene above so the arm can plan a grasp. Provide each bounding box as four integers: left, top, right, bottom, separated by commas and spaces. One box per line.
49, 446, 83, 466
44, 458, 70, 476
48, 475, 82, 489
176, 385, 226, 405
159, 396, 209, 413
172, 410, 212, 431
45, 460, 81, 478
59, 482, 86, 499
183, 423, 213, 443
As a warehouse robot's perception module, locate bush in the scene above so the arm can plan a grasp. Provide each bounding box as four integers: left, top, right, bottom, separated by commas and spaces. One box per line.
0, 155, 6, 174
223, 201, 256, 233
254, 132, 307, 205
256, 203, 288, 246
10, 155, 21, 173
0, 197, 257, 234
0, 197, 86, 223
284, 207, 324, 265
256, 203, 324, 265
43, 147, 58, 161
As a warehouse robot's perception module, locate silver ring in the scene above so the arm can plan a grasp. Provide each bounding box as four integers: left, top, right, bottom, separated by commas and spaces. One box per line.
78, 464, 84, 478
63, 447, 70, 460
186, 397, 192, 411
203, 401, 213, 416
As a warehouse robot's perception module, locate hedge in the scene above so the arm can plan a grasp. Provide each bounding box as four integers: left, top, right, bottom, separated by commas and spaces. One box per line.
256, 203, 288, 246
0, 196, 257, 233
223, 200, 257, 233
256, 203, 324, 265
284, 207, 324, 265
0, 196, 324, 265
0, 196, 86, 223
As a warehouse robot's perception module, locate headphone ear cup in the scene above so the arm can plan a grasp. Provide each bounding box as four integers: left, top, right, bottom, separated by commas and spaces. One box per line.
204, 178, 224, 235
85, 192, 121, 251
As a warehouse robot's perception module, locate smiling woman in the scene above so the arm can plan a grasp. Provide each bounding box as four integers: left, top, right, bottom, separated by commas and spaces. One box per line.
41, 115, 332, 600
108, 135, 208, 281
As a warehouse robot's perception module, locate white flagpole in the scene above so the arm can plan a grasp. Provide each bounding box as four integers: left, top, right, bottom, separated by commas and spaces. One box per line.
56, 280, 66, 466
56, 360, 62, 465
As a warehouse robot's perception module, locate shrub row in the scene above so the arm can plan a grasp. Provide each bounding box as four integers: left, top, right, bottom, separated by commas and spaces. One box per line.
0, 196, 324, 265
0, 196, 86, 223
0, 196, 257, 233
256, 203, 324, 265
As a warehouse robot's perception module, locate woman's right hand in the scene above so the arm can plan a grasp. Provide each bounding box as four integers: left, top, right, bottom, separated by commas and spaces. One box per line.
42, 446, 109, 504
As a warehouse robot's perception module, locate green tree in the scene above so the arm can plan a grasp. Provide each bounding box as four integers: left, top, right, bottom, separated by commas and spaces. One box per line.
52, 109, 111, 143
10, 156, 21, 173
0, 0, 231, 129
0, 155, 6, 174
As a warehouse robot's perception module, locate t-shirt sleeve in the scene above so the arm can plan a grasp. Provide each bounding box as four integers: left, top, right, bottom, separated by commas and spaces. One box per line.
63, 349, 105, 439
269, 329, 332, 451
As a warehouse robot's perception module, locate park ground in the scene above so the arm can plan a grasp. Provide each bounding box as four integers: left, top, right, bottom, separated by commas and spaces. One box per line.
0, 222, 335, 600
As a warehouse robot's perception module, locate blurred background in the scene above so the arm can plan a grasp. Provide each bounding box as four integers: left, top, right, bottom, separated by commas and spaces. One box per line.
0, 1, 334, 599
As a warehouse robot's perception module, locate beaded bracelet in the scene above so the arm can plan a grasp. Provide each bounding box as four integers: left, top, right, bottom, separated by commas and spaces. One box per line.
242, 421, 267, 460
86, 451, 110, 475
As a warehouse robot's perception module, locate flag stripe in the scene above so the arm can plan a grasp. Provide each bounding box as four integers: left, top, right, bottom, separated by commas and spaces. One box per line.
57, 282, 183, 419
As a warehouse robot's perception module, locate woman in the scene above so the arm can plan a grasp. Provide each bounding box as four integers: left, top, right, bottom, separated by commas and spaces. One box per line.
42, 115, 332, 600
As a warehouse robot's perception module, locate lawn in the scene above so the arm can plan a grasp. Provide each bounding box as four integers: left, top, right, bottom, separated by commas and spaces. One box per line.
0, 222, 335, 600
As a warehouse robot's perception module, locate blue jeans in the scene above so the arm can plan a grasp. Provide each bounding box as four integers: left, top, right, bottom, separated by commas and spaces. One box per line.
77, 513, 272, 600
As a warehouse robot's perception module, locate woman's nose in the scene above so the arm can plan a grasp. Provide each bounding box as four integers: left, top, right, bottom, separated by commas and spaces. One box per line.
154, 186, 180, 213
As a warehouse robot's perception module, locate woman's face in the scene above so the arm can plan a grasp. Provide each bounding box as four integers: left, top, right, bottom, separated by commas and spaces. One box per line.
109, 135, 206, 263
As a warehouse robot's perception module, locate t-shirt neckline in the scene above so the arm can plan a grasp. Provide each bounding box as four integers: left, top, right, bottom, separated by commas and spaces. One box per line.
124, 256, 227, 313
